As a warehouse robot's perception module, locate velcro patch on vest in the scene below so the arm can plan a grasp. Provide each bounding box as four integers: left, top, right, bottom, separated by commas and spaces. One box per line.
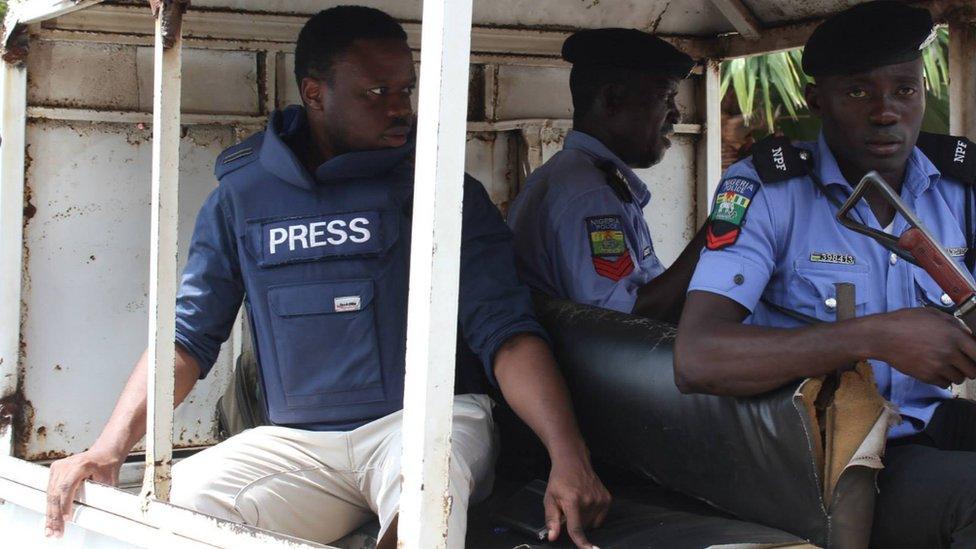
586, 215, 634, 281
751, 135, 809, 183
254, 211, 383, 266
916, 132, 976, 185
706, 176, 760, 251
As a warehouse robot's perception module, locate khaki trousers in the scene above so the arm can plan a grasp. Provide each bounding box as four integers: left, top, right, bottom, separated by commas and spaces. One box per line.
170, 394, 497, 547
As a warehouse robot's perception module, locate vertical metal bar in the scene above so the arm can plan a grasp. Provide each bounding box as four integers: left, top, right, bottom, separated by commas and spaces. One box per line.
949, 20, 976, 400
948, 21, 976, 138
141, 8, 183, 503
696, 59, 723, 226
397, 0, 474, 547
0, 60, 28, 457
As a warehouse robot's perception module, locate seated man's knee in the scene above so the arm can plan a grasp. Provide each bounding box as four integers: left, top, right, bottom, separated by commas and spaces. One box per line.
170, 457, 245, 523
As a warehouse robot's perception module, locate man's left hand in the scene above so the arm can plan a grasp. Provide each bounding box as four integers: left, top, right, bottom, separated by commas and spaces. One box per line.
543, 453, 611, 549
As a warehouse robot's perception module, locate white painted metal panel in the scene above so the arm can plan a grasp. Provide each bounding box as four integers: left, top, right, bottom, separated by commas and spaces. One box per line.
136, 48, 260, 115
27, 42, 259, 116
187, 0, 736, 35
465, 132, 516, 216
278, 53, 299, 108
19, 121, 234, 460
494, 65, 572, 120
27, 41, 140, 110
637, 135, 700, 265
188, 0, 421, 18
745, 0, 861, 25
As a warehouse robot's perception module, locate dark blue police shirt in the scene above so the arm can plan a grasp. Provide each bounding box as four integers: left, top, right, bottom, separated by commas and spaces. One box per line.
174, 105, 546, 431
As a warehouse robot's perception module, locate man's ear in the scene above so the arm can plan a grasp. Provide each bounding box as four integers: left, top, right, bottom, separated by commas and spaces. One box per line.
804, 83, 821, 117
597, 83, 627, 117
300, 77, 328, 112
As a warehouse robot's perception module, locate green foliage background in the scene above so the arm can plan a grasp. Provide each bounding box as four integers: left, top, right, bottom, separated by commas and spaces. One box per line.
721, 28, 951, 140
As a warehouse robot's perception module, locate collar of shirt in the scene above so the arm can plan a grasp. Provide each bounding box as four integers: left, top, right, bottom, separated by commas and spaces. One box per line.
564, 130, 652, 208
812, 131, 941, 197
259, 105, 415, 190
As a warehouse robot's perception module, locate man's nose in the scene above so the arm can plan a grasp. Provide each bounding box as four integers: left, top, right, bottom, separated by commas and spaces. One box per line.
388, 92, 413, 119
868, 95, 899, 126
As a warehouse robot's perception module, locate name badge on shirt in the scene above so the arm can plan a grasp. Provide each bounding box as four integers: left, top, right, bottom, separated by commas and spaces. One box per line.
253, 210, 384, 266
810, 252, 856, 265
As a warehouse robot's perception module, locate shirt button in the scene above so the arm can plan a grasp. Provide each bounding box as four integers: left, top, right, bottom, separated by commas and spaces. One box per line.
825, 297, 837, 310
889, 252, 898, 265
733, 274, 745, 285
941, 293, 954, 307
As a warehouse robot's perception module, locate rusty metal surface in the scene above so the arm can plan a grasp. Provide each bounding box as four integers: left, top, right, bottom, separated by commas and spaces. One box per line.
19, 120, 234, 461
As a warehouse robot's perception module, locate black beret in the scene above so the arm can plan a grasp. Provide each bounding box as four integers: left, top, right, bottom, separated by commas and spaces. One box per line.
562, 28, 695, 78
802, 1, 936, 77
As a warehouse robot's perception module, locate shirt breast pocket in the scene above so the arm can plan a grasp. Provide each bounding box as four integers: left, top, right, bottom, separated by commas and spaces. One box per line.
790, 262, 872, 320
912, 264, 963, 309
267, 279, 385, 408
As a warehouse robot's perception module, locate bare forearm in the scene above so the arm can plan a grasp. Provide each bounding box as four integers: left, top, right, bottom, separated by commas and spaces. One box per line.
675, 315, 877, 396
92, 346, 201, 458
633, 225, 706, 322
494, 334, 589, 459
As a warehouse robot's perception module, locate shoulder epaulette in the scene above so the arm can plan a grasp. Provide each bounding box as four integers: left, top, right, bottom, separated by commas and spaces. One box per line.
595, 160, 633, 203
916, 132, 976, 186
215, 133, 263, 180
750, 134, 811, 183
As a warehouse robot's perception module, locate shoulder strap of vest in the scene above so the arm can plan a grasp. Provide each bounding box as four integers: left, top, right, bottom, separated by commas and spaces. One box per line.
918, 133, 976, 271
750, 134, 810, 183
215, 133, 262, 180
916, 132, 976, 186
595, 160, 633, 203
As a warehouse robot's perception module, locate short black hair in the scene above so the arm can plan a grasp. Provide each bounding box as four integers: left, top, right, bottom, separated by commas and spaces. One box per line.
294, 6, 408, 86
569, 65, 642, 120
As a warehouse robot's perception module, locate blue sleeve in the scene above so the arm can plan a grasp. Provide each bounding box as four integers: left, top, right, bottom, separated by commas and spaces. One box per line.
687, 164, 779, 313
458, 176, 549, 386
174, 188, 245, 378
548, 186, 640, 313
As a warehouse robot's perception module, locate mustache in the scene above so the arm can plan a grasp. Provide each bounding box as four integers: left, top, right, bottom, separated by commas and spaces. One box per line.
390, 117, 412, 129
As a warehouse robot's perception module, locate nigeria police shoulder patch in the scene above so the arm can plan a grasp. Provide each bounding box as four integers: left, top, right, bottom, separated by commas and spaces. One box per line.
585, 215, 634, 282
706, 176, 760, 251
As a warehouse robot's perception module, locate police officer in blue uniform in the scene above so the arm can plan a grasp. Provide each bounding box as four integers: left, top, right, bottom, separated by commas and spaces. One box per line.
508, 29, 706, 321
45, 7, 609, 548
675, 2, 976, 546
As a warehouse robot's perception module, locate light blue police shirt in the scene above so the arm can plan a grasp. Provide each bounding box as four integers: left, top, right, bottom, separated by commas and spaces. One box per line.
689, 133, 972, 439
507, 130, 665, 313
